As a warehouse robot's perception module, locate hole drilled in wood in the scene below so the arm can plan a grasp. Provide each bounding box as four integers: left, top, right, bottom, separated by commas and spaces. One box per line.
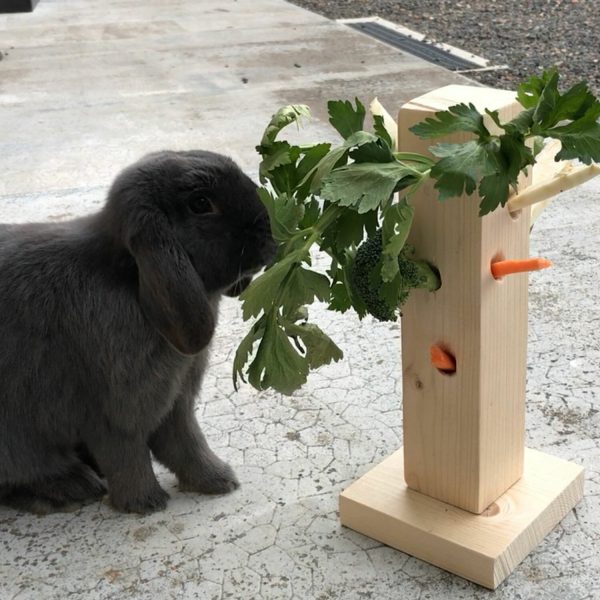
491, 251, 506, 281
507, 205, 522, 221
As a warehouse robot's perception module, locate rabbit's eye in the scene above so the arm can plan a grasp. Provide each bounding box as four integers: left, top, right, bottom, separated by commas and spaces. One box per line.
189, 196, 214, 215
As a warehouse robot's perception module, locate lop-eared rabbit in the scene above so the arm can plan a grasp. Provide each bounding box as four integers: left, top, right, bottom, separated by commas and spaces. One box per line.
0, 150, 276, 514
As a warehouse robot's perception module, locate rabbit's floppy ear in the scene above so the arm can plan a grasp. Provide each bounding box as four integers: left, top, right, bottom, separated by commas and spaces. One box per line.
126, 212, 215, 355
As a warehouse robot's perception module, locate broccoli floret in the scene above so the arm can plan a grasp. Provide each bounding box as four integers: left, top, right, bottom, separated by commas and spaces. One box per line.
349, 231, 440, 322
349, 233, 395, 322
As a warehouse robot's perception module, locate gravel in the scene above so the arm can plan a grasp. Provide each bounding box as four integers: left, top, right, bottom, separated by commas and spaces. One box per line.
287, 0, 600, 94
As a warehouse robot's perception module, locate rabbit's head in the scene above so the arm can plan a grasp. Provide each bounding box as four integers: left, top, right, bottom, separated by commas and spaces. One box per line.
102, 150, 276, 354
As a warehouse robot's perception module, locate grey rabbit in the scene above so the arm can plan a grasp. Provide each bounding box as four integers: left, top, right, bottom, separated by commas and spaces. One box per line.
0, 150, 276, 514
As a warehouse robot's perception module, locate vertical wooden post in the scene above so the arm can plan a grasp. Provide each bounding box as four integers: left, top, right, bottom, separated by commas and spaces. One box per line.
339, 85, 584, 589
398, 86, 529, 514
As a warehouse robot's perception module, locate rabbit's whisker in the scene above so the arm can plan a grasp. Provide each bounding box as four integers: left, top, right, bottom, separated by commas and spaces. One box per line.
237, 244, 246, 281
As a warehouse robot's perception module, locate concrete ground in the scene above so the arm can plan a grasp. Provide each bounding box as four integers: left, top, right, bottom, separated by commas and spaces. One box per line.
0, 1, 598, 599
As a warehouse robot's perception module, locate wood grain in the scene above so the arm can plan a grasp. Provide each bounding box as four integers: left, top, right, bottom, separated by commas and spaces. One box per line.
397, 85, 532, 514
339, 447, 584, 589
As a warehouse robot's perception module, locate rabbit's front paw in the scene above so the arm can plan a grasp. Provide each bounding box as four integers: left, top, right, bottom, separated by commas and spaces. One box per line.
109, 483, 170, 514
179, 457, 240, 495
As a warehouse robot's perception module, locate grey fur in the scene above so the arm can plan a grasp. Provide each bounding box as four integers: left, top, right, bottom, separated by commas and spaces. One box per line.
0, 150, 275, 514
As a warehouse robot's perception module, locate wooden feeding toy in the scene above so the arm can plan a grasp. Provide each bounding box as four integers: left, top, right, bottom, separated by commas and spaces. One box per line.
339, 85, 590, 589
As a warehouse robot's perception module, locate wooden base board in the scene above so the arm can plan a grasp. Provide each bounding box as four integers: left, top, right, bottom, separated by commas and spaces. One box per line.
339, 447, 584, 589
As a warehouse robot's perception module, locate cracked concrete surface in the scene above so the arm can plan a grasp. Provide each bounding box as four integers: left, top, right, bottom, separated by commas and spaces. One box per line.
0, 0, 599, 598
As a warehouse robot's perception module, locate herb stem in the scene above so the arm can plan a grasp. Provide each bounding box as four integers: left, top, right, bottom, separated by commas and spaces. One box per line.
270, 204, 343, 318
305, 204, 342, 245
404, 168, 432, 203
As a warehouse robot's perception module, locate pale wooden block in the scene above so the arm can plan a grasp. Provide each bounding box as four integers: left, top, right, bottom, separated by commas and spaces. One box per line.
339, 447, 584, 590
398, 85, 533, 514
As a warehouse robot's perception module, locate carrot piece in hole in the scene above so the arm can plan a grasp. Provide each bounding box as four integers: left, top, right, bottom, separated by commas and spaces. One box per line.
430, 345, 456, 373
491, 258, 552, 279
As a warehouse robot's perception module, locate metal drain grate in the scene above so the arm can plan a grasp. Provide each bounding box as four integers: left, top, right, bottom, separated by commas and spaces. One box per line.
343, 18, 488, 72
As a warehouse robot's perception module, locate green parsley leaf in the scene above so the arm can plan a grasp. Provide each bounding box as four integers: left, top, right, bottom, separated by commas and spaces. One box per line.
516, 69, 557, 109
258, 188, 304, 242
486, 107, 535, 136
232, 316, 266, 390
379, 272, 403, 315
247, 314, 309, 395
258, 141, 295, 185
329, 281, 353, 313
297, 197, 320, 230
283, 321, 344, 369
306, 145, 349, 193
294, 143, 331, 199
335, 209, 378, 249
505, 108, 535, 135
373, 113, 394, 148
429, 140, 497, 200
518, 68, 600, 130
305, 131, 379, 193
381, 199, 415, 281
278, 266, 330, 316
500, 134, 535, 182
320, 162, 417, 213
409, 103, 491, 140
393, 152, 436, 167
478, 171, 511, 216
546, 117, 600, 164
259, 104, 311, 149
350, 138, 394, 163
264, 146, 304, 195
239, 252, 298, 319
325, 248, 368, 317
328, 98, 366, 139
477, 134, 534, 215
531, 69, 562, 128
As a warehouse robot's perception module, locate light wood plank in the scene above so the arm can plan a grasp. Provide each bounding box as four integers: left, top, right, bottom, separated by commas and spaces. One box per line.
397, 85, 532, 514
339, 447, 584, 589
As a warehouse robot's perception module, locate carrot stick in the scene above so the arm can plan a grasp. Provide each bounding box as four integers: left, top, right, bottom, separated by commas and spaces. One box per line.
491, 258, 552, 279
430, 345, 456, 373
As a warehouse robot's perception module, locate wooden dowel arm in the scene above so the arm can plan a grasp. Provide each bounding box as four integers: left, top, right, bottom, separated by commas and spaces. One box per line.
507, 163, 600, 213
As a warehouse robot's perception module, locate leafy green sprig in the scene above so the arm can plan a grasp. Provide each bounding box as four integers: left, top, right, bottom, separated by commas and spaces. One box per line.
414, 69, 600, 215
233, 69, 600, 395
